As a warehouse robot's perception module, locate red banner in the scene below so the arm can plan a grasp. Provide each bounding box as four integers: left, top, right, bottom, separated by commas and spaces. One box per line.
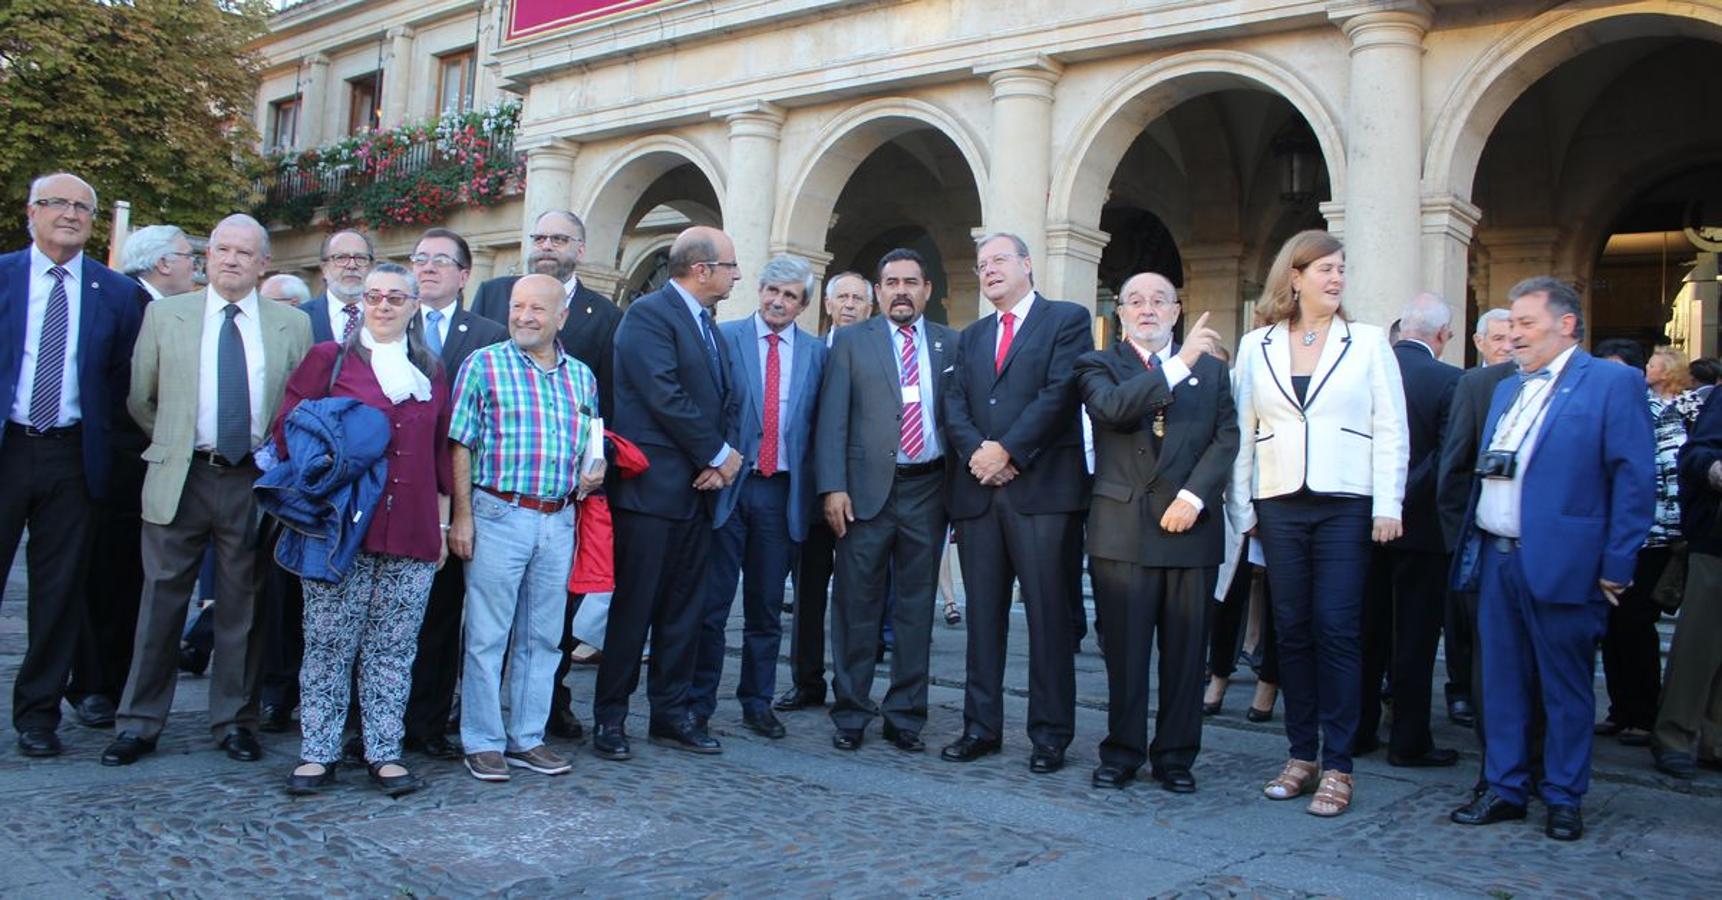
507, 0, 669, 41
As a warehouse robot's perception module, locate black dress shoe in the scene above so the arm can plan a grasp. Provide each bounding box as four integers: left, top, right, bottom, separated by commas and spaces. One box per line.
16, 728, 62, 757
74, 695, 117, 729
178, 643, 210, 676
258, 703, 292, 734
1029, 745, 1065, 774
773, 686, 826, 712
1092, 763, 1136, 789
881, 724, 924, 753
1545, 804, 1583, 841
832, 728, 863, 751
743, 709, 787, 739
285, 761, 337, 795
649, 719, 721, 754
547, 707, 586, 742
407, 734, 463, 760
221, 727, 263, 762
1245, 706, 1274, 723
940, 734, 1002, 763
1154, 768, 1197, 793
1447, 696, 1476, 728
369, 759, 423, 797
1450, 790, 1527, 826
1652, 747, 1698, 780
1389, 747, 1460, 768
592, 724, 631, 761
1201, 699, 1222, 717
102, 732, 157, 766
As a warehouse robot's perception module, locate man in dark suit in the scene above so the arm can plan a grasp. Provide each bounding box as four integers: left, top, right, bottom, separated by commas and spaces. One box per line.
777, 271, 874, 712
297, 229, 373, 344
591, 226, 741, 760
690, 255, 826, 740
1359, 293, 1463, 767
472, 209, 623, 738
817, 249, 955, 752
400, 227, 508, 759
0, 173, 145, 757
1076, 272, 1233, 792
1450, 276, 1654, 841
941, 232, 1093, 773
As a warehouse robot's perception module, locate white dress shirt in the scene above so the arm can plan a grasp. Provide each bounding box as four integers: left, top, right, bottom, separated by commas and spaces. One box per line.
195, 288, 268, 452
140, 279, 166, 302
563, 274, 582, 308
889, 316, 942, 463
9, 247, 84, 427
992, 290, 1036, 360
753, 314, 794, 473
1474, 344, 1578, 538
420, 301, 455, 348
324, 294, 362, 341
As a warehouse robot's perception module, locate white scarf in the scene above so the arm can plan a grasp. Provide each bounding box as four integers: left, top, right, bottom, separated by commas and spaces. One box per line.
360, 327, 432, 404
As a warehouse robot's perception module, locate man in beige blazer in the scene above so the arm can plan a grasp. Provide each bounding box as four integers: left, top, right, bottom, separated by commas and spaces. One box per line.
104, 214, 311, 766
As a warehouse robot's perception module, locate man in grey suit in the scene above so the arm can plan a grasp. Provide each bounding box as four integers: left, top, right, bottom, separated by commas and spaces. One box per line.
817, 248, 956, 753
104, 214, 312, 766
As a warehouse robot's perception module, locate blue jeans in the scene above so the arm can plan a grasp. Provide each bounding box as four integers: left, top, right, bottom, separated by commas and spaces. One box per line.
460, 490, 574, 754
692, 474, 796, 720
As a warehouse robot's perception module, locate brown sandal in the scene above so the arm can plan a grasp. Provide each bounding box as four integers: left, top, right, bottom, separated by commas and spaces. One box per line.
1307, 770, 1353, 817
1263, 758, 1319, 800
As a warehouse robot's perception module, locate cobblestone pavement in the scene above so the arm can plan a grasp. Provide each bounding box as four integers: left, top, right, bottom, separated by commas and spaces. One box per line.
2, 556, 1719, 897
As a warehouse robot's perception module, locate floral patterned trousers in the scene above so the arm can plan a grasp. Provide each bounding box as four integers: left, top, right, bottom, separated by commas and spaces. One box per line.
298, 552, 435, 765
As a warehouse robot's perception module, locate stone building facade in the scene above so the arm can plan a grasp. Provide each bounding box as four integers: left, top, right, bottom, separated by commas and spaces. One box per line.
251, 0, 1722, 360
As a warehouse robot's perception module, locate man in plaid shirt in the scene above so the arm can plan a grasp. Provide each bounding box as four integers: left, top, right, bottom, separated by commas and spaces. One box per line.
447, 274, 603, 783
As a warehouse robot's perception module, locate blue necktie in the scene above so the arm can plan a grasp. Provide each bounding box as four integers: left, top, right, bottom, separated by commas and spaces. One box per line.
700, 309, 723, 388
28, 266, 71, 431
216, 305, 251, 462
426, 308, 444, 355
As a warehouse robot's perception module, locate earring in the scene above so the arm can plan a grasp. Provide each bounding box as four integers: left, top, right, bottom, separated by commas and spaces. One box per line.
1291, 288, 1300, 302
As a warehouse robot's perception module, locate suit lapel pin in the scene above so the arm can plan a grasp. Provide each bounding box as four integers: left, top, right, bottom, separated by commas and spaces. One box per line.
586, 305, 593, 315
933, 341, 943, 351
1188, 377, 1199, 387
90, 281, 101, 290
458, 323, 469, 333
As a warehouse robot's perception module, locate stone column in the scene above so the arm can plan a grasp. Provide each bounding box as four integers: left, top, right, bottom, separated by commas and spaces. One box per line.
1041, 221, 1107, 318
1318, 200, 1347, 241
1475, 226, 1563, 310
1182, 242, 1247, 353
380, 25, 416, 130
580, 265, 627, 304
775, 243, 833, 334
1329, 1, 1431, 327
977, 57, 1062, 274
469, 247, 498, 288
299, 53, 330, 149
1420, 192, 1481, 363
715, 102, 786, 322
516, 138, 580, 262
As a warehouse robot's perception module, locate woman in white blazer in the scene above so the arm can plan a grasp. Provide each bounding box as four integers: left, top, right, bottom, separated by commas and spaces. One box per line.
1226, 230, 1408, 817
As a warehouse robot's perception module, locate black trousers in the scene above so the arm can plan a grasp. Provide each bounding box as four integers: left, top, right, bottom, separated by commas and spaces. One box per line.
1600, 545, 1670, 731
1360, 546, 1451, 756
592, 508, 712, 729
1064, 520, 1089, 645
787, 518, 837, 694
256, 549, 303, 712
548, 591, 580, 725
1444, 584, 1474, 703
956, 489, 1078, 749
0, 427, 93, 731
404, 556, 466, 741
1208, 563, 1279, 684
1092, 559, 1213, 773
67, 447, 144, 705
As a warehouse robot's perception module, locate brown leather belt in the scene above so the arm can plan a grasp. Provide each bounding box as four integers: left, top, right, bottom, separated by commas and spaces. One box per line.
478, 484, 572, 514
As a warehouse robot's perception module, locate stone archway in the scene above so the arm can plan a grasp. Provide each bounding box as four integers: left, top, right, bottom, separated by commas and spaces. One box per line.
578, 135, 727, 293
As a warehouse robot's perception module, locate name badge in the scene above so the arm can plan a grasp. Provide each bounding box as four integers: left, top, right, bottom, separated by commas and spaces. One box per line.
901, 385, 920, 404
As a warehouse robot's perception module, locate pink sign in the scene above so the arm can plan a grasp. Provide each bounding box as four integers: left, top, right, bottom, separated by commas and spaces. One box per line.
507, 0, 668, 41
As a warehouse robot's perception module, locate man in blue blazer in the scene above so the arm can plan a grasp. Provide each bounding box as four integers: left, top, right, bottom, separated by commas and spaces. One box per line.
0, 173, 144, 757
1449, 276, 1654, 841
689, 255, 826, 740
296, 230, 373, 344
592, 226, 741, 760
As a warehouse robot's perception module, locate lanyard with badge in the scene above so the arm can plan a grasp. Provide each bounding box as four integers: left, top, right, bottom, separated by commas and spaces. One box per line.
1477, 373, 1555, 480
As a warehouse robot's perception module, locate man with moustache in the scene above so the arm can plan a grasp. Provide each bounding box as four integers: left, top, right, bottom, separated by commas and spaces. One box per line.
1076, 273, 1232, 791
690, 255, 826, 739
592, 226, 741, 760
401, 228, 507, 759
299, 230, 374, 343
105, 214, 311, 766
818, 250, 955, 752
1, 173, 145, 756
778, 271, 875, 713
942, 233, 1092, 773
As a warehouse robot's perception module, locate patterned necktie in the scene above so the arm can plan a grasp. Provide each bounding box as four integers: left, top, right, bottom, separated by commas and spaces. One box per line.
994, 311, 1016, 375
341, 302, 360, 341
28, 266, 71, 431
216, 304, 252, 462
758, 333, 781, 473
700, 308, 723, 388
899, 326, 925, 460
426, 308, 444, 355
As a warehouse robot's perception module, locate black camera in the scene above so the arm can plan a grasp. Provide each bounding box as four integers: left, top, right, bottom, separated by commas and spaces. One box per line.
1475, 449, 1518, 480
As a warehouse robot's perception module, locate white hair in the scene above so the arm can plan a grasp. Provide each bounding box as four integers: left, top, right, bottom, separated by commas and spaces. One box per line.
28, 172, 98, 209
261, 273, 311, 304
1474, 307, 1510, 338
120, 225, 188, 276
824, 271, 873, 305
1398, 292, 1451, 340
212, 213, 271, 258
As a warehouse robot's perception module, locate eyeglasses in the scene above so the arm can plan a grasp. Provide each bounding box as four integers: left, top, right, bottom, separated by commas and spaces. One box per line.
700, 260, 741, 272
323, 253, 374, 267
408, 252, 463, 269
974, 253, 1021, 275
1120, 297, 1179, 311
362, 290, 416, 307
32, 198, 96, 217
529, 233, 581, 248
162, 251, 197, 263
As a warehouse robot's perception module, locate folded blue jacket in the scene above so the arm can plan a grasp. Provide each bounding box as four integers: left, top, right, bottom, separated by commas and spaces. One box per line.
255, 397, 391, 584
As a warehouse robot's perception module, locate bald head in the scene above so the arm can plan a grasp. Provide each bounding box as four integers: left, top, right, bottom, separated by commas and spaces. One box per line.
509, 273, 570, 358
1397, 292, 1452, 356
667, 226, 739, 306
1117, 271, 1181, 349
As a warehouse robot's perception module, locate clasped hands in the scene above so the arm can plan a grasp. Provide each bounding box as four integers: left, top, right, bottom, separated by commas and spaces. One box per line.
969, 440, 1017, 486
693, 448, 743, 491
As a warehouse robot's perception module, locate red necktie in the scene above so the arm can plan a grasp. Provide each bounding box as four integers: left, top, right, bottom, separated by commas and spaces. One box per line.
757, 332, 781, 473
994, 311, 1016, 374
899, 326, 925, 459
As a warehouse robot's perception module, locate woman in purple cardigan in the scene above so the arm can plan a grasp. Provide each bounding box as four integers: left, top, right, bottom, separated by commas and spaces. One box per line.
274, 263, 453, 797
